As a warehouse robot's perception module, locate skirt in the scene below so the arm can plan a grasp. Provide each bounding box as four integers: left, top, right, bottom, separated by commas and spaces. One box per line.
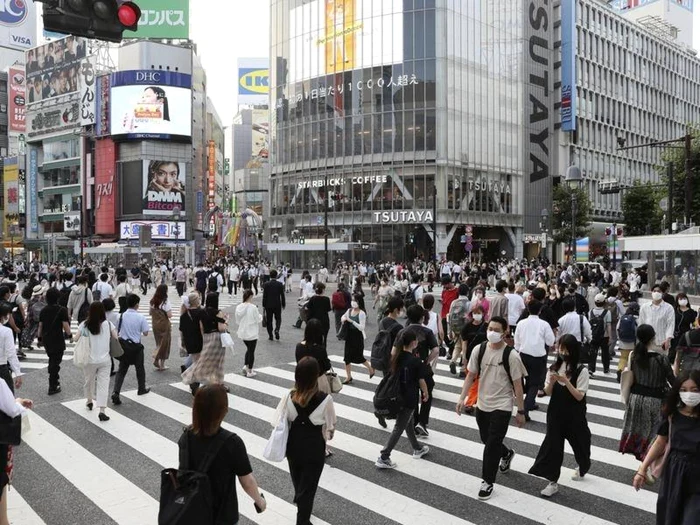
656, 451, 700, 525
619, 393, 663, 460
151, 309, 172, 361
182, 332, 225, 385
343, 325, 365, 365
20, 322, 39, 349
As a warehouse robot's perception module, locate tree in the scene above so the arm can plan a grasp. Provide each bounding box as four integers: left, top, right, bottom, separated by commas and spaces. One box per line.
658, 129, 700, 226
551, 185, 593, 245
622, 182, 663, 236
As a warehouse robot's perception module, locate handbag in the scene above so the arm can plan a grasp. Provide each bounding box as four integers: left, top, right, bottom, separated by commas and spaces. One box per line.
650, 418, 672, 480
0, 412, 21, 446
620, 351, 634, 405
220, 332, 235, 349
109, 335, 124, 358
337, 320, 349, 341
263, 404, 290, 462
326, 368, 343, 394
73, 326, 91, 368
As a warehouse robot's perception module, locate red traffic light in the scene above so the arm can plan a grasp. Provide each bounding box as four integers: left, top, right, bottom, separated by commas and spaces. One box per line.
617, 228, 623, 237
118, 1, 141, 30
605, 227, 611, 236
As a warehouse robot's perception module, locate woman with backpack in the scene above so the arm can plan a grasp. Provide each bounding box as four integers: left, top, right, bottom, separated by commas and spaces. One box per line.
274, 357, 335, 524
341, 294, 373, 384
529, 334, 592, 497
176, 385, 266, 523
620, 324, 676, 467
150, 284, 172, 371
617, 302, 640, 382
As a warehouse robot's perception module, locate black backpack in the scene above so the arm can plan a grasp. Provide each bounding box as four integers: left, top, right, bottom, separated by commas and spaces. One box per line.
403, 285, 418, 308
58, 283, 73, 307
476, 342, 514, 386
589, 309, 606, 342
159, 429, 233, 525
370, 319, 399, 371
373, 371, 404, 419
208, 273, 219, 292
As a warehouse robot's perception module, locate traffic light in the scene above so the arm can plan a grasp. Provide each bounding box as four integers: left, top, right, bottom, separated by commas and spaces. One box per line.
40, 0, 142, 43
605, 227, 612, 236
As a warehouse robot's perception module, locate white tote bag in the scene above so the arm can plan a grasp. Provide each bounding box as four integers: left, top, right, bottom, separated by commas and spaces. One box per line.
220, 332, 235, 350
73, 327, 91, 368
263, 409, 290, 462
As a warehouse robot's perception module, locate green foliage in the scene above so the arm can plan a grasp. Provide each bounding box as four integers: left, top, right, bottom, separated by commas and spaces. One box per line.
658, 129, 700, 225
551, 185, 593, 245
622, 182, 663, 236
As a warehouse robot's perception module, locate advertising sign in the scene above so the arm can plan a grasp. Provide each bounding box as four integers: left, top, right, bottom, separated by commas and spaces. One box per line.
27, 96, 80, 138
238, 58, 269, 105
110, 70, 192, 140
25, 36, 87, 106
207, 140, 216, 208
0, 0, 37, 49
120, 221, 187, 241
63, 212, 80, 232
3, 158, 19, 238
131, 0, 189, 39
142, 160, 186, 216
29, 148, 37, 232
560, 0, 577, 132
289, 0, 403, 83
8, 66, 26, 133
95, 74, 110, 136
251, 109, 269, 160
79, 55, 97, 126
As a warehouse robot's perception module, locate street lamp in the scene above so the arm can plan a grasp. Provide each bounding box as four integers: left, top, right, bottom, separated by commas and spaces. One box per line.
565, 166, 582, 263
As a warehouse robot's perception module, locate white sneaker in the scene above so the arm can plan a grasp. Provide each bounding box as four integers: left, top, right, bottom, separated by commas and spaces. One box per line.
540, 482, 558, 498
412, 445, 429, 459
571, 468, 584, 481
246, 370, 257, 378
241, 366, 247, 376
375, 457, 397, 469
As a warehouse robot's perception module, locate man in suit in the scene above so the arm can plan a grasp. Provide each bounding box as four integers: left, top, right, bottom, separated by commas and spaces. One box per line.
262, 269, 286, 341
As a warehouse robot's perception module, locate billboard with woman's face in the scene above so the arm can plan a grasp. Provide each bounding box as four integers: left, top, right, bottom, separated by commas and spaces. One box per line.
143, 160, 186, 216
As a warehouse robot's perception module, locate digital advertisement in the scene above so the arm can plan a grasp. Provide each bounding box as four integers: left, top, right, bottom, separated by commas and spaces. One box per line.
25, 36, 87, 106
251, 109, 269, 160
288, 0, 403, 83
110, 70, 192, 140
142, 160, 186, 216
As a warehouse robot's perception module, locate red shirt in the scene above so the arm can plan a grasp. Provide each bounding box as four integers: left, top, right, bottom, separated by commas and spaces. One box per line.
441, 287, 459, 318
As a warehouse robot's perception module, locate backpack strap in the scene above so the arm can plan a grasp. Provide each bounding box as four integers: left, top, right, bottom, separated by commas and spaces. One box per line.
579, 314, 584, 342
501, 346, 514, 386
476, 341, 488, 378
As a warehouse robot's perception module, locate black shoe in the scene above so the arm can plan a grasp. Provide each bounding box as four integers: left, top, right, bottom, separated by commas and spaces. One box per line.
190, 382, 200, 396
111, 393, 122, 405
86, 402, 93, 411
478, 481, 494, 500
275, 331, 280, 340
499, 449, 515, 473
137, 388, 150, 396
531, 404, 540, 412
17, 351, 26, 361
525, 415, 532, 422
375, 413, 387, 429
459, 370, 466, 379
98, 413, 110, 422
269, 336, 274, 341
449, 362, 457, 375
47, 385, 61, 395
180, 365, 186, 374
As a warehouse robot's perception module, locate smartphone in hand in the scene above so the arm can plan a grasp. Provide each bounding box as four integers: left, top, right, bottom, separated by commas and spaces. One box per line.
254, 493, 265, 513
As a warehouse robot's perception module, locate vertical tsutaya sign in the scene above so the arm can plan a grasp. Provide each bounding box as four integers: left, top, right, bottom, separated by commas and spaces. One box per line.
523, 0, 554, 233
560, 0, 576, 132
132, 0, 189, 39
79, 55, 96, 126
8, 66, 26, 133
29, 148, 38, 232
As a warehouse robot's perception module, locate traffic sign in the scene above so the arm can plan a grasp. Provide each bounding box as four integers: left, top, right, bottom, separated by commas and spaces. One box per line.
659, 197, 668, 212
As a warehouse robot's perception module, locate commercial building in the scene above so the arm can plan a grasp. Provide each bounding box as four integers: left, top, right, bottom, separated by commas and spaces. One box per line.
268, 0, 700, 264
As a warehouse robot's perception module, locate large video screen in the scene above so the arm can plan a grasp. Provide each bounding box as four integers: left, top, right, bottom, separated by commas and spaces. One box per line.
109, 70, 192, 140
289, 0, 403, 83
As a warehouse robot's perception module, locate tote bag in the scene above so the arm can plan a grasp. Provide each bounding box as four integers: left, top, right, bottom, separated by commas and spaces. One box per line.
73, 327, 91, 368
263, 409, 289, 462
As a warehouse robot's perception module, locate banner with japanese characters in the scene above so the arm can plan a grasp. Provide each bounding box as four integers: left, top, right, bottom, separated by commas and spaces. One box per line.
79, 55, 96, 126
131, 0, 189, 39
8, 67, 26, 133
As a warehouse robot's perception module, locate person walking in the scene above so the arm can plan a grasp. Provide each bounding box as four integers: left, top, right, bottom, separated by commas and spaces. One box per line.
150, 284, 172, 371
179, 292, 206, 395
305, 282, 332, 345
514, 300, 555, 421
228, 263, 240, 295
182, 293, 229, 388
74, 302, 117, 422
375, 331, 430, 469
67, 275, 93, 323
295, 319, 332, 392
235, 290, 262, 378
639, 284, 676, 357
20, 285, 45, 351
273, 356, 336, 525
588, 293, 612, 375
139, 264, 151, 295
529, 334, 592, 497
112, 293, 151, 405
620, 324, 675, 466
178, 385, 266, 522
174, 265, 187, 297
331, 283, 350, 334
456, 316, 527, 500
632, 370, 700, 525
671, 292, 697, 366
341, 294, 373, 384
37, 288, 70, 395
261, 269, 285, 341
114, 273, 132, 313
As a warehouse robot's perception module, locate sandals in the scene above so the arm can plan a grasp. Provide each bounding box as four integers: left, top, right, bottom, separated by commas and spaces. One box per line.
325, 449, 333, 458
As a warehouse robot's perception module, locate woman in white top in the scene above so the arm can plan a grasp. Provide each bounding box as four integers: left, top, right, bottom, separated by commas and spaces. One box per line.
235, 290, 262, 378
74, 301, 118, 422
113, 274, 132, 313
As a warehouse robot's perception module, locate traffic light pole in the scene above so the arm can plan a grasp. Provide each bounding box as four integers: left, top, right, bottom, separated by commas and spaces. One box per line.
432, 184, 438, 263
324, 173, 329, 270
78, 195, 84, 265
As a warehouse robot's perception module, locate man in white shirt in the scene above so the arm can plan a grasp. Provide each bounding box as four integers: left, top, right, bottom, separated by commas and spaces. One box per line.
92, 274, 114, 301
227, 264, 240, 295
505, 282, 526, 333
557, 297, 592, 345
515, 300, 555, 420
639, 284, 675, 355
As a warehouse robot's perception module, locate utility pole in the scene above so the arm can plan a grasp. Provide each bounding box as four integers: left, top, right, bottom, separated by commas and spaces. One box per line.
667, 162, 674, 232
324, 173, 329, 270
78, 196, 84, 265
432, 184, 438, 263
685, 133, 693, 225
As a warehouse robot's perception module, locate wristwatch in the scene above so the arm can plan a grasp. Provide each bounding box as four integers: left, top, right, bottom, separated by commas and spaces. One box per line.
517, 410, 526, 415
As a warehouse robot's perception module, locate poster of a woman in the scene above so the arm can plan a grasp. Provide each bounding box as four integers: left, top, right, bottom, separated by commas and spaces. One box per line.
142, 161, 186, 216
122, 86, 171, 133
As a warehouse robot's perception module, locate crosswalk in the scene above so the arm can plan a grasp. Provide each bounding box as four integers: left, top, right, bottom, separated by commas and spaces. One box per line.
17, 288, 242, 372
12, 348, 656, 525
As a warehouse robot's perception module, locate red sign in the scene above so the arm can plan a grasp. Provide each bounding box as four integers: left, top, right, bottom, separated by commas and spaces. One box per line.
8, 67, 26, 133
207, 140, 216, 207
94, 138, 118, 235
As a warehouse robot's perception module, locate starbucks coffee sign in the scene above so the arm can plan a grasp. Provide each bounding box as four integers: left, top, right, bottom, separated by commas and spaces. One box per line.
373, 210, 434, 224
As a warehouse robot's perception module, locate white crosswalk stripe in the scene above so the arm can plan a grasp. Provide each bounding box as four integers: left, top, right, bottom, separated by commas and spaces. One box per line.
12, 351, 656, 525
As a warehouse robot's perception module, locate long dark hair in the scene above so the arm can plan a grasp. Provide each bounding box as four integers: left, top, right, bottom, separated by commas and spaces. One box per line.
191, 385, 228, 437
633, 324, 656, 368
390, 330, 417, 374
551, 333, 580, 373
303, 319, 324, 347
291, 356, 320, 407
86, 301, 106, 335
662, 370, 700, 419
146, 86, 169, 120
150, 284, 168, 309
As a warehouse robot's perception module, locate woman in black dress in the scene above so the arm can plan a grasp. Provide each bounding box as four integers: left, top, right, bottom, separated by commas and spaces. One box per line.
671, 292, 697, 365
341, 293, 374, 384
305, 283, 332, 345
295, 319, 332, 391
633, 370, 700, 525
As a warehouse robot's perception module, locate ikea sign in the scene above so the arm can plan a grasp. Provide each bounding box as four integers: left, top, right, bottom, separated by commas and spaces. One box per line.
239, 68, 269, 96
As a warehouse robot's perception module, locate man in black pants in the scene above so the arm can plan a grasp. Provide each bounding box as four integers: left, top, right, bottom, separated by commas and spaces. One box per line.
112, 294, 151, 405
37, 288, 71, 395
262, 270, 285, 341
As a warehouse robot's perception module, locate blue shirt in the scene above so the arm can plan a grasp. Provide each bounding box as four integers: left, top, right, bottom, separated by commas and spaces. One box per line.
118, 309, 149, 342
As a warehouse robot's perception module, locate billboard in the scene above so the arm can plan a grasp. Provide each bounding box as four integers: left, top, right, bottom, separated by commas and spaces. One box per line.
79, 55, 97, 126
110, 70, 192, 140
25, 36, 87, 106
289, 0, 403, 83
132, 0, 189, 39
8, 66, 26, 133
63, 212, 80, 232
29, 148, 37, 232
27, 96, 80, 138
560, 0, 577, 132
251, 109, 269, 160
0, 0, 37, 49
142, 160, 186, 216
238, 58, 269, 105
120, 221, 186, 241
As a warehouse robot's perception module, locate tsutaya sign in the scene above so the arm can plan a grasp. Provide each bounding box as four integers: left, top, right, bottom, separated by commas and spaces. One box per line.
298, 174, 388, 189
373, 210, 434, 224
468, 178, 512, 194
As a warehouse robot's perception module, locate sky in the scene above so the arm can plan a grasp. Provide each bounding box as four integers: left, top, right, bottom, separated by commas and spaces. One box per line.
189, 1, 270, 125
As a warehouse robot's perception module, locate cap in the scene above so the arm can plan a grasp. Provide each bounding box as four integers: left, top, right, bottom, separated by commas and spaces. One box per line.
594, 293, 606, 303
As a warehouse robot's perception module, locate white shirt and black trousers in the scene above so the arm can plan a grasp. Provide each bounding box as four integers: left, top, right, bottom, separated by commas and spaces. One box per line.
515, 316, 554, 417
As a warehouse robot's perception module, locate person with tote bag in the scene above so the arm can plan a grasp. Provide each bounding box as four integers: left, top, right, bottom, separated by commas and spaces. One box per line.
235, 290, 262, 378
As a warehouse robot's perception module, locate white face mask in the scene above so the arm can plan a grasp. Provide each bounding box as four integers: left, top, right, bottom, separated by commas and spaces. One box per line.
651, 292, 663, 301
351, 301, 358, 309
473, 314, 483, 322
607, 297, 615, 304
679, 299, 689, 307
486, 330, 503, 343
680, 392, 700, 407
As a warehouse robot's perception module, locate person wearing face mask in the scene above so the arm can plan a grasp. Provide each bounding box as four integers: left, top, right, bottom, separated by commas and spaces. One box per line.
457, 304, 488, 406
632, 370, 700, 525
471, 286, 491, 321
620, 324, 675, 465
341, 294, 373, 384
529, 334, 591, 497
639, 285, 676, 357
671, 293, 697, 367
456, 317, 527, 501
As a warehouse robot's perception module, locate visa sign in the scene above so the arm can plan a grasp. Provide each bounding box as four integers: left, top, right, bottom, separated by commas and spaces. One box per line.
0, 0, 27, 25
239, 68, 269, 96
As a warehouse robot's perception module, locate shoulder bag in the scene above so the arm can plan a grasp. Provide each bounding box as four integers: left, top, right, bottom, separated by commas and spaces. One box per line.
263, 398, 290, 462
620, 351, 634, 405
579, 315, 591, 362
109, 321, 124, 358
0, 411, 21, 446
326, 366, 343, 394
118, 313, 144, 364
73, 325, 91, 368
